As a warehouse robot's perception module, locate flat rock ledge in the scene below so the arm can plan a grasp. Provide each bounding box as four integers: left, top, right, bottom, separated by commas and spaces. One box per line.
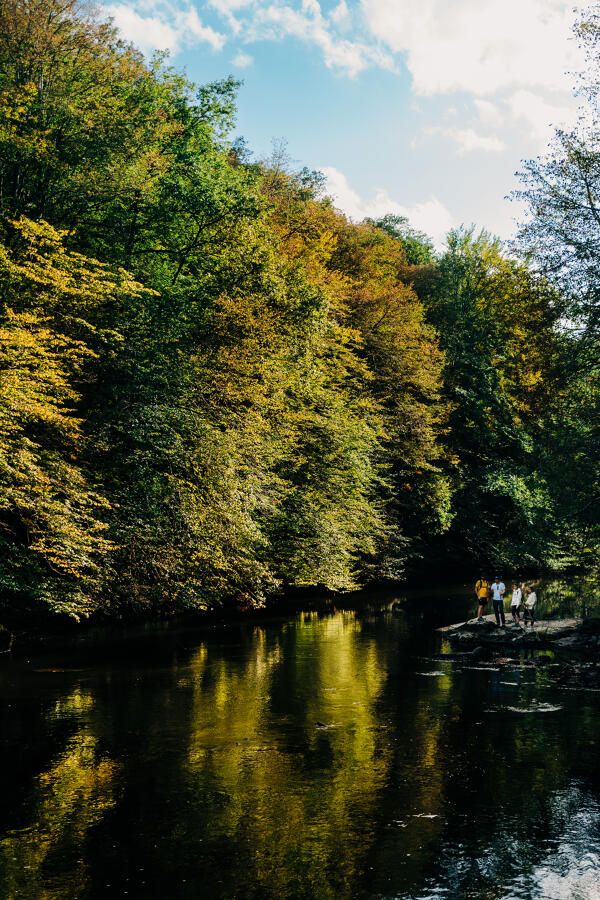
438, 615, 600, 652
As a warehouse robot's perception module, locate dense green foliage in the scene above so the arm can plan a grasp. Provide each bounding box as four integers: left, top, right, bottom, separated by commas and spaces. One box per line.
513, 2, 600, 571
0, 0, 597, 620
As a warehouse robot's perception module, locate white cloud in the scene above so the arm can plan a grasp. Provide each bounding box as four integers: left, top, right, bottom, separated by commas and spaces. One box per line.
360, 0, 585, 97
330, 0, 351, 28
106, 1, 225, 53
209, 0, 253, 10
208, 0, 380, 75
208, 0, 253, 34
106, 1, 585, 105
248, 3, 395, 77
473, 99, 501, 128
506, 89, 576, 142
106, 5, 178, 52
183, 5, 226, 48
232, 50, 254, 67
104, 0, 588, 106
426, 126, 506, 155
322, 166, 455, 247
472, 89, 578, 149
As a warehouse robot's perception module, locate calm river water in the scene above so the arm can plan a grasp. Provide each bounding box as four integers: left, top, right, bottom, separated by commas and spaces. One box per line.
1, 581, 599, 899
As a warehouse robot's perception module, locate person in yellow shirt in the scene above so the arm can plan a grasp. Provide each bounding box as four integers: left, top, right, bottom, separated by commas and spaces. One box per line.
474, 576, 490, 621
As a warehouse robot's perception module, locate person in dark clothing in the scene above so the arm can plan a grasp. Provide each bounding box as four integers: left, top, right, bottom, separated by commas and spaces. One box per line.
490, 576, 506, 627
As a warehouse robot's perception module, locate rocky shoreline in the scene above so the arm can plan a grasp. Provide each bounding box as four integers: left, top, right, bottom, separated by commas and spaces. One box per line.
438, 615, 600, 652
437, 615, 600, 691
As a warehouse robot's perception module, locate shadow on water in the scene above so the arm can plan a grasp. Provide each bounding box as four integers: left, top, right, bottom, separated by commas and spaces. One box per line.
0, 578, 599, 898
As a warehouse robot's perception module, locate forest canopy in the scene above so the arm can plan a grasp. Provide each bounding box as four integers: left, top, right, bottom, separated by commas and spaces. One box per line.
0, 0, 598, 621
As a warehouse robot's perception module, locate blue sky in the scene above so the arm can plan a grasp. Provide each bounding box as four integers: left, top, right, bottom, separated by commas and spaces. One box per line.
103, 0, 585, 246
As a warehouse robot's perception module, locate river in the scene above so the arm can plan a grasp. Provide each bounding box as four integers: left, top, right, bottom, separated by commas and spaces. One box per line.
1, 580, 599, 899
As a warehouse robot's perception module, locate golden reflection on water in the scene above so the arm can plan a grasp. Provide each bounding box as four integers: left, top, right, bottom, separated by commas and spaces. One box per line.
0, 687, 119, 900
180, 613, 390, 895
180, 611, 450, 897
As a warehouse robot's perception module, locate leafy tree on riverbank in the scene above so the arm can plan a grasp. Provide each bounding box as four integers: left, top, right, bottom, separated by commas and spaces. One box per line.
0, 217, 147, 617
514, 2, 600, 569
414, 229, 566, 570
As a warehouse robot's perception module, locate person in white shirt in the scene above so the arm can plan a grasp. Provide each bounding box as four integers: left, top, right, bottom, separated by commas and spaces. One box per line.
523, 588, 537, 627
510, 582, 522, 624
490, 576, 506, 627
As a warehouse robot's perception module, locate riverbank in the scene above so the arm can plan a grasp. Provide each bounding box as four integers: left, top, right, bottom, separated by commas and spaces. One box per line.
0, 584, 384, 658
1, 574, 598, 658
437, 613, 600, 692
439, 615, 600, 653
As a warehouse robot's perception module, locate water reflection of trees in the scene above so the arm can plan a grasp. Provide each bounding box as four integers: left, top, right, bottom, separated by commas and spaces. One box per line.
182, 612, 395, 898
0, 686, 119, 899
1, 605, 599, 899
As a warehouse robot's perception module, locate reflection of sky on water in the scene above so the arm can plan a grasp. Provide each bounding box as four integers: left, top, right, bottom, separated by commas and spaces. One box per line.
405, 784, 600, 900
501, 786, 600, 900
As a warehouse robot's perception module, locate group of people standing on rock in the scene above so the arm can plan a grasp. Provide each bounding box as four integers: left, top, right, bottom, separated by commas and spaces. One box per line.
474, 576, 538, 627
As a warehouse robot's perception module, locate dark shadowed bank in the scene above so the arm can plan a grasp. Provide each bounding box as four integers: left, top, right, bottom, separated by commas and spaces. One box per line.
0, 1, 598, 632
2, 576, 599, 663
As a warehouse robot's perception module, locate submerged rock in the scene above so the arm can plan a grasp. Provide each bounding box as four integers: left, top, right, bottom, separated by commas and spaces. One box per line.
506, 703, 563, 713
415, 670, 447, 676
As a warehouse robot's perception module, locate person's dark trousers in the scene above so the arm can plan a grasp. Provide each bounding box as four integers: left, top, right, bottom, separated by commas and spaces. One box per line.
493, 601, 505, 626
